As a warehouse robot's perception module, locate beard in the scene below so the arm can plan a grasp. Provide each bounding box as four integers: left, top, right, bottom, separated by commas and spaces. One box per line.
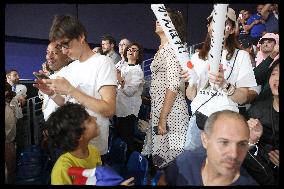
102, 49, 110, 55
13, 79, 20, 84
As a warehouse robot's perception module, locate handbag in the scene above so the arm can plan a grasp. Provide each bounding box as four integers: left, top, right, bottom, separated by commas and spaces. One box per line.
195, 111, 208, 130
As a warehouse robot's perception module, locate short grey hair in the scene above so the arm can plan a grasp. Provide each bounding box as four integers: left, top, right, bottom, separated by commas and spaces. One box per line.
204, 110, 248, 135
120, 38, 131, 45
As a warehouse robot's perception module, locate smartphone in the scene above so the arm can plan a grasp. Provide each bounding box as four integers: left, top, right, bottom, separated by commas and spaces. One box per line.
33, 72, 50, 79
239, 13, 243, 19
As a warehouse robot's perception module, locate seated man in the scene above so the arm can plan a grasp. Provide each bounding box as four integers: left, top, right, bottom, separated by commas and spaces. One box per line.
158, 110, 258, 186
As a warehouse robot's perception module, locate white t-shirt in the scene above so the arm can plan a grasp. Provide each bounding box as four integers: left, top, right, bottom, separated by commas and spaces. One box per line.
42, 66, 69, 121
116, 64, 144, 117
190, 49, 257, 117
64, 54, 117, 155
115, 59, 128, 70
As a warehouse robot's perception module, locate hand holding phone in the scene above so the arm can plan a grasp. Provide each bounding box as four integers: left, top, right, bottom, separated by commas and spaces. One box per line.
33, 72, 50, 80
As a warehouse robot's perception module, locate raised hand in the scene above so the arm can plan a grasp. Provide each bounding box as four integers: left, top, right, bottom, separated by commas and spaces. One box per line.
208, 64, 226, 88
268, 150, 279, 167
247, 118, 263, 145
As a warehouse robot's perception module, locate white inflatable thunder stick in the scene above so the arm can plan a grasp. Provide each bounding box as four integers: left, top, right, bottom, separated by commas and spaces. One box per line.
151, 4, 198, 87
208, 4, 229, 90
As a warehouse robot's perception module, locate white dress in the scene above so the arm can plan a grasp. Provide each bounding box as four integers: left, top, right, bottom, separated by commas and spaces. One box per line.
142, 43, 189, 168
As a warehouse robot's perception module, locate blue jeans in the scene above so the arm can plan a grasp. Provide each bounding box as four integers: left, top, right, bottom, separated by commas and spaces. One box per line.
184, 115, 202, 151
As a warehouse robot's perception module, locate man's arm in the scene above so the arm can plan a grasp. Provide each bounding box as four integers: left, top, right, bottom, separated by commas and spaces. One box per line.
244, 19, 259, 32
261, 4, 272, 21
68, 85, 116, 118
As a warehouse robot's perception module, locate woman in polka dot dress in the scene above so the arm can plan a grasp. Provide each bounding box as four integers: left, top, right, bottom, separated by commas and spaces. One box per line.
142, 8, 189, 168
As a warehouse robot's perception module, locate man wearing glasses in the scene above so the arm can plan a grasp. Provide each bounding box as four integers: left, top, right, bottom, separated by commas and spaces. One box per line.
34, 15, 117, 157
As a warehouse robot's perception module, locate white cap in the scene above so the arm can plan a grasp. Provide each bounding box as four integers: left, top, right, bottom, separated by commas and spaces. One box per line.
207, 7, 236, 23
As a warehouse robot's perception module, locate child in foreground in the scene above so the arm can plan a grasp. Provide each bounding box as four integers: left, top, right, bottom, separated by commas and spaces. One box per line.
46, 102, 133, 185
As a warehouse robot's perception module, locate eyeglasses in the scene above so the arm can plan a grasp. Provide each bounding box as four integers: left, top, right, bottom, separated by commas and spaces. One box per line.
57, 39, 73, 50
127, 48, 139, 52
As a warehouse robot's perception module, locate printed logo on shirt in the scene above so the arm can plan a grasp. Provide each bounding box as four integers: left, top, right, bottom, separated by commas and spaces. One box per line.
199, 89, 224, 97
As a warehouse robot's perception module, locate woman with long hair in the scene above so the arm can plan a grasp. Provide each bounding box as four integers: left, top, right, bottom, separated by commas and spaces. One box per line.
182, 8, 257, 151
142, 8, 189, 169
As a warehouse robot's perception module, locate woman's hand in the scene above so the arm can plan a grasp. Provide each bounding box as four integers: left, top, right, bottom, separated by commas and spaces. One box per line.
208, 64, 225, 88
116, 69, 124, 83
181, 70, 190, 82
247, 118, 263, 144
268, 150, 279, 167
42, 76, 74, 95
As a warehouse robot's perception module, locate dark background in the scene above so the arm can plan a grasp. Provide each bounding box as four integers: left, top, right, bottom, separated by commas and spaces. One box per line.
5, 4, 258, 79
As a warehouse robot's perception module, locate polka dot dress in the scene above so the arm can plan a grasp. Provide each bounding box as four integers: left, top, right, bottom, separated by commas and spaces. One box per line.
141, 43, 189, 168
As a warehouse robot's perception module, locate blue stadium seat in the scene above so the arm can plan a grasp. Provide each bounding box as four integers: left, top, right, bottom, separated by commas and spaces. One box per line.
125, 151, 148, 185
104, 137, 128, 175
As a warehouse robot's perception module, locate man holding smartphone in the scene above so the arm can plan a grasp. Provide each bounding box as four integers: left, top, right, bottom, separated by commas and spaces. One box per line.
34, 42, 71, 121
34, 15, 117, 156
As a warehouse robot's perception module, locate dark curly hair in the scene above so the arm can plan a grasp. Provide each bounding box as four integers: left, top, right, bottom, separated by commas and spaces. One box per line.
123, 42, 144, 65
45, 102, 90, 152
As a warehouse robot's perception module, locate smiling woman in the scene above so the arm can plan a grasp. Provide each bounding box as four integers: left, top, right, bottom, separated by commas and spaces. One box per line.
115, 42, 145, 158
243, 60, 279, 185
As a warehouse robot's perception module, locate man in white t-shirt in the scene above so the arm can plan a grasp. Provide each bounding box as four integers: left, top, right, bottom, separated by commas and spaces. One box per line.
34, 15, 116, 156
39, 42, 71, 121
